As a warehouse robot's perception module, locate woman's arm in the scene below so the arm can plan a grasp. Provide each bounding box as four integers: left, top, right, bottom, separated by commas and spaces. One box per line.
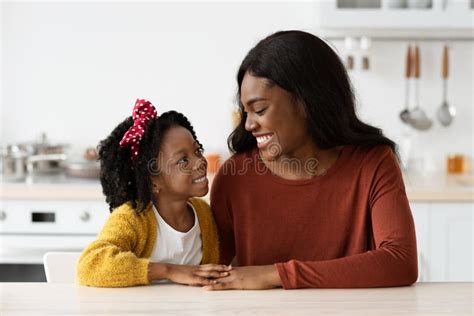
274, 149, 418, 289
207, 149, 418, 290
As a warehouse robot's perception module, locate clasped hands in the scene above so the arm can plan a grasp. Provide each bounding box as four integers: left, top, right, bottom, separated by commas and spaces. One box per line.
150, 263, 281, 290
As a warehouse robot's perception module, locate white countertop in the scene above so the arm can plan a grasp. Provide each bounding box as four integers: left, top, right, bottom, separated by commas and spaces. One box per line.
1, 172, 473, 202
0, 282, 472, 315
0, 174, 103, 200
403, 172, 474, 202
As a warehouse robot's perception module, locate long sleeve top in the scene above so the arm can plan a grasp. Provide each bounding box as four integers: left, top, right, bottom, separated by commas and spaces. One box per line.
210, 145, 418, 289
77, 198, 219, 287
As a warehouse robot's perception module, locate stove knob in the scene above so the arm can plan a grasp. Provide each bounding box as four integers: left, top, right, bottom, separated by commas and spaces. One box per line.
80, 211, 90, 222
0, 211, 6, 221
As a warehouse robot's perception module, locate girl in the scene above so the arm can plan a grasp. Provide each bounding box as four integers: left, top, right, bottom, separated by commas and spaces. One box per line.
77, 99, 231, 287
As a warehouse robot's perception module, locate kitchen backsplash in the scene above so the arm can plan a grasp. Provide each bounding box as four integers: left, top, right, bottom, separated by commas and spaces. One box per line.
2, 2, 472, 173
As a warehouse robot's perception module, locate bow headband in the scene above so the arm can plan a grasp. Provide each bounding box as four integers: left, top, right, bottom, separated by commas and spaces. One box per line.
119, 99, 157, 160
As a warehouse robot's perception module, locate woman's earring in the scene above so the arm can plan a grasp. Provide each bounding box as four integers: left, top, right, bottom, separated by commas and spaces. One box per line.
154, 188, 160, 194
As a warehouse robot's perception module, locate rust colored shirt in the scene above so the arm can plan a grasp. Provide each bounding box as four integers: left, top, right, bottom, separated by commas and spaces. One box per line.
210, 145, 418, 289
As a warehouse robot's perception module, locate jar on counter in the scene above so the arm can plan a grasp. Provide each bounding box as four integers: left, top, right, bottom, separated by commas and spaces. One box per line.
446, 154, 467, 174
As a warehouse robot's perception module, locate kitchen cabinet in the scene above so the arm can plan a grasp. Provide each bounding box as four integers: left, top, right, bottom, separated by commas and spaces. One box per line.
410, 202, 430, 282
428, 203, 473, 281
411, 202, 473, 282
316, 0, 474, 38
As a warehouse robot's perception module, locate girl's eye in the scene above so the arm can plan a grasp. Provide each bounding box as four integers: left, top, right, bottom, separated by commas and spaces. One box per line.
177, 157, 189, 165
255, 108, 267, 115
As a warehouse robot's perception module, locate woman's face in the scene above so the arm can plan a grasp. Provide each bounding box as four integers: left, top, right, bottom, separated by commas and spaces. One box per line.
240, 72, 313, 161
151, 126, 208, 200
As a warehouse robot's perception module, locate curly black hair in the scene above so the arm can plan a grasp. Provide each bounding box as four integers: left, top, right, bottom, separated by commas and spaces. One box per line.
98, 110, 203, 213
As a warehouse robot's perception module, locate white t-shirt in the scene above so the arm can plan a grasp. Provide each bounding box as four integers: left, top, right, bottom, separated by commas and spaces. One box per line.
149, 203, 203, 265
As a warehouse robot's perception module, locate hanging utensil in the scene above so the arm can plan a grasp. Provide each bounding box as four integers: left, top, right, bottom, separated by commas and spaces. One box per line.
437, 45, 456, 126
344, 37, 355, 70
360, 36, 371, 71
408, 44, 433, 131
400, 44, 413, 124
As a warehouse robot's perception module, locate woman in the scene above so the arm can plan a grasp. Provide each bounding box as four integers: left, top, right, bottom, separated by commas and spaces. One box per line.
206, 30, 417, 290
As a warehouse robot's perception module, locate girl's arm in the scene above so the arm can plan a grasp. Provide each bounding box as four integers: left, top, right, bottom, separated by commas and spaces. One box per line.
76, 209, 151, 287
148, 263, 232, 286
77, 207, 231, 287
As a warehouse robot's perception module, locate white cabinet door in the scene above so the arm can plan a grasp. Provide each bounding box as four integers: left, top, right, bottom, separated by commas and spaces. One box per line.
428, 203, 473, 282
410, 202, 430, 282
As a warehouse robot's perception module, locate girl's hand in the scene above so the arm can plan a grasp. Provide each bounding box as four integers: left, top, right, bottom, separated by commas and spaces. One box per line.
154, 263, 232, 286
203, 265, 282, 290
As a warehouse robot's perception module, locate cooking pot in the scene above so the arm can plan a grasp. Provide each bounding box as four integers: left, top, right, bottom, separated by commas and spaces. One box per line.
21, 133, 69, 174
1, 145, 29, 181
27, 154, 67, 174
62, 159, 100, 179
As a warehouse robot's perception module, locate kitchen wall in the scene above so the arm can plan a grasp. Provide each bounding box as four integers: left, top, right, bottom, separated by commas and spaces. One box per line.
333, 39, 474, 172
2, 1, 473, 172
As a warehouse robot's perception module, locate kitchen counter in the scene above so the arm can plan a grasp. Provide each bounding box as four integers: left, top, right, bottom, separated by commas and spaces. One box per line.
1, 172, 473, 202
0, 282, 472, 315
0, 174, 103, 200
403, 172, 474, 202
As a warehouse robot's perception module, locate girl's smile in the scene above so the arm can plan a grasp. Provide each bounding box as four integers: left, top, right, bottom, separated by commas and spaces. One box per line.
152, 126, 209, 199
192, 175, 208, 184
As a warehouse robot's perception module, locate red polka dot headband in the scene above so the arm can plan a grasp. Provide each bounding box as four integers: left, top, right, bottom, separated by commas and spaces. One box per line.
119, 99, 158, 160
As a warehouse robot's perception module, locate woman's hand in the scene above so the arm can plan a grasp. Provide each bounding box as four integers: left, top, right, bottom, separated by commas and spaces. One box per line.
203, 265, 282, 290
149, 263, 232, 286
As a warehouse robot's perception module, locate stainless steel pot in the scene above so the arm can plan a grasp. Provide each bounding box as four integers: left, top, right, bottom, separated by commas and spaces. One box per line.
21, 133, 69, 174
1, 145, 29, 181
61, 160, 100, 179
27, 154, 67, 174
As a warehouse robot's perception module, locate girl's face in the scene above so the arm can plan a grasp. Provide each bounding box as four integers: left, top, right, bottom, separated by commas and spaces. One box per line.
151, 126, 208, 200
240, 72, 313, 161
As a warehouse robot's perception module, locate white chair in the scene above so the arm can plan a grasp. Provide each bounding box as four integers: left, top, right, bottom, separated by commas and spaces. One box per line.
43, 252, 81, 283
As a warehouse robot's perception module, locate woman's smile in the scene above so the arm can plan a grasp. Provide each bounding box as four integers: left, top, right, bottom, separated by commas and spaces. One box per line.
254, 132, 274, 149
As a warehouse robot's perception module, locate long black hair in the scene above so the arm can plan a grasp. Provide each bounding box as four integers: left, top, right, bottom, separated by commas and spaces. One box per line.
98, 111, 203, 213
229, 30, 397, 156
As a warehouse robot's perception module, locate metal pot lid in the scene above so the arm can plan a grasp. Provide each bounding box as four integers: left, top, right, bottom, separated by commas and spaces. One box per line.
19, 133, 69, 154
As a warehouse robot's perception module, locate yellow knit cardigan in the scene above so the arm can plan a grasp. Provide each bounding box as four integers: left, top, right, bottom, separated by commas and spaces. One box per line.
76, 197, 219, 287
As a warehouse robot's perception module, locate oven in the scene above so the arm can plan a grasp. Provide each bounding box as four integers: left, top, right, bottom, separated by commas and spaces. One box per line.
0, 199, 108, 281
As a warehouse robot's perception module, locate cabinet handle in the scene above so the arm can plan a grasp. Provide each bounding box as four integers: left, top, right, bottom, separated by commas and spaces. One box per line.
80, 211, 90, 222
0, 210, 6, 221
